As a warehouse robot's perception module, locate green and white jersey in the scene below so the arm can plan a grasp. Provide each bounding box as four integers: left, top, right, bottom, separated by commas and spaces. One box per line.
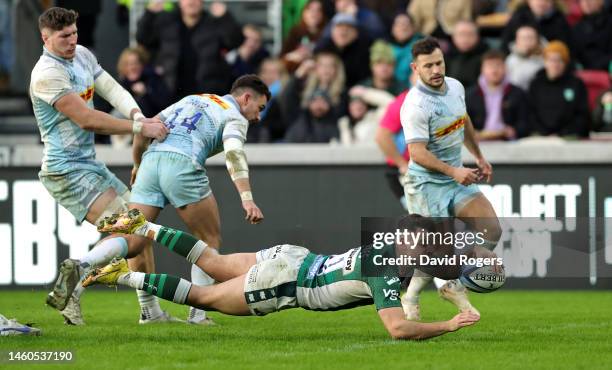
295, 246, 402, 311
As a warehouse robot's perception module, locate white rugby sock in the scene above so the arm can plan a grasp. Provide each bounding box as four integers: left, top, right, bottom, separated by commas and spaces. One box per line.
117, 271, 145, 289
72, 237, 129, 299
133, 221, 161, 240
189, 265, 214, 320
80, 237, 128, 269
117, 270, 162, 320
433, 277, 448, 289
405, 269, 434, 301
137, 289, 164, 320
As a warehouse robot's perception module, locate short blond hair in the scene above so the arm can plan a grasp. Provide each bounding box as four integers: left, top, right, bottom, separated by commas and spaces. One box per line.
116, 46, 150, 79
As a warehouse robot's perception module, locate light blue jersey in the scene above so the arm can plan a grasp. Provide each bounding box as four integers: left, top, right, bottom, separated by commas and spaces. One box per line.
400, 77, 467, 183
400, 77, 481, 217
149, 94, 248, 169
30, 45, 128, 221
131, 94, 249, 208
30, 45, 102, 174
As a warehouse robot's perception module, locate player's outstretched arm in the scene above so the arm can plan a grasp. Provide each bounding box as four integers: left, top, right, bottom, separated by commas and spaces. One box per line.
54, 93, 168, 140
223, 137, 264, 224
94, 70, 144, 122
378, 307, 479, 340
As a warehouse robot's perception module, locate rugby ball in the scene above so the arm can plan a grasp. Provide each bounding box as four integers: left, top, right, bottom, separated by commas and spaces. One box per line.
459, 264, 505, 293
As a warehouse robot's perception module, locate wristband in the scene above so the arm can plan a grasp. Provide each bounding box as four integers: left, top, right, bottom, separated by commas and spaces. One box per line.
132, 120, 143, 134
133, 112, 145, 121
240, 191, 253, 201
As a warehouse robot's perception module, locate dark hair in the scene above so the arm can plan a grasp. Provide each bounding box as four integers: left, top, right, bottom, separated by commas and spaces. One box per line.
39, 7, 78, 31
231, 74, 271, 102
516, 24, 538, 34
302, 0, 327, 24
411, 37, 441, 60
397, 214, 437, 234
394, 11, 415, 26
481, 49, 506, 63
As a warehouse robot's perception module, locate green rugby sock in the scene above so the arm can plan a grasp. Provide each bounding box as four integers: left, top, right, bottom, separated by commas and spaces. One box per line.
155, 227, 207, 264
142, 273, 192, 304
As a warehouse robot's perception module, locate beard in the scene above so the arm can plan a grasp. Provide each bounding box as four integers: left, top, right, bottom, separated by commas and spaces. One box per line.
423, 74, 444, 89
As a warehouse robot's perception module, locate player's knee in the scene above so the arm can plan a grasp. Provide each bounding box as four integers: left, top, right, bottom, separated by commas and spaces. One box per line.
190, 286, 214, 309
485, 218, 502, 243
480, 218, 502, 251
211, 235, 222, 250
193, 230, 221, 249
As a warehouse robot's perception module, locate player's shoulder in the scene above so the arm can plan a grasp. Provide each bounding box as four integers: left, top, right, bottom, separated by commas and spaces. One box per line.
76, 45, 100, 66
404, 84, 422, 101
403, 87, 423, 108
219, 95, 248, 123
30, 55, 70, 83
75, 44, 95, 59
444, 77, 466, 94
198, 94, 233, 112
32, 53, 63, 73
402, 85, 431, 116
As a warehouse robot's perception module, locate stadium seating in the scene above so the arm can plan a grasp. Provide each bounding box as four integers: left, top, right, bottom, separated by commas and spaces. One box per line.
576, 69, 611, 111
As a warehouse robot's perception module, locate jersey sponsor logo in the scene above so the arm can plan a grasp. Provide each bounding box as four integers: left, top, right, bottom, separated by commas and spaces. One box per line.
317, 248, 358, 277
247, 265, 259, 284
386, 277, 400, 286
307, 255, 325, 279
434, 115, 465, 138
79, 85, 94, 102
270, 245, 283, 260
203, 94, 229, 110
383, 289, 399, 301
343, 248, 359, 275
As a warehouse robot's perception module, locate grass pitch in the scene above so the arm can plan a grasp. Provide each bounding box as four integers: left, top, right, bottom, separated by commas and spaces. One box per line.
1, 290, 611, 370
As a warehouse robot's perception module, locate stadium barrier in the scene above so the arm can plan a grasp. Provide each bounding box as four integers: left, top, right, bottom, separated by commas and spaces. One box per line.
1, 142, 611, 289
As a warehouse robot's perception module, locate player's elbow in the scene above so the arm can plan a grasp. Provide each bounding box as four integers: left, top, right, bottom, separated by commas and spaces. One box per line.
74, 114, 96, 131
407, 146, 425, 165
224, 146, 249, 181
79, 121, 95, 131
387, 319, 431, 340
388, 329, 406, 340
388, 326, 420, 341
65, 105, 99, 131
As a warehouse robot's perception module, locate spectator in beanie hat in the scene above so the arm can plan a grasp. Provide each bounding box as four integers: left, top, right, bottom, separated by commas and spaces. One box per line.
527, 40, 590, 137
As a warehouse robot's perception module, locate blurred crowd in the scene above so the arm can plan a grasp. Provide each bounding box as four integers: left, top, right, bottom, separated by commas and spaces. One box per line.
1, 0, 612, 146
125, 0, 612, 143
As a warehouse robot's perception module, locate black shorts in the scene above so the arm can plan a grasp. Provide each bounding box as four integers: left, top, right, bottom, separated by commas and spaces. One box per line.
384, 165, 404, 200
